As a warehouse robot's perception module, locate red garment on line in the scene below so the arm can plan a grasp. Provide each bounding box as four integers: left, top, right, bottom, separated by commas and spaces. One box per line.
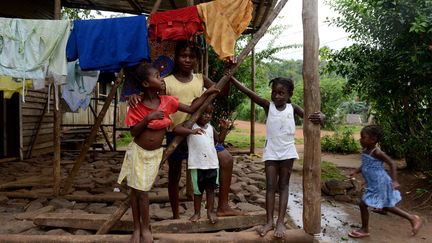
149, 6, 203, 41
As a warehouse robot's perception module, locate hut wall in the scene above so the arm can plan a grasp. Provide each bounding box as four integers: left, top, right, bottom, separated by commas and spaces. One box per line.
21, 89, 54, 157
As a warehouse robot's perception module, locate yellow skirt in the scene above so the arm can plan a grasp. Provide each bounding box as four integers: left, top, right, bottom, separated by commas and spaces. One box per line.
117, 142, 163, 191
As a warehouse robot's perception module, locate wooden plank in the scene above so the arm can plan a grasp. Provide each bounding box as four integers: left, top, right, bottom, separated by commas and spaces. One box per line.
26, 147, 54, 156
35, 211, 266, 233
302, 0, 321, 235
14, 205, 55, 220
1, 190, 175, 203
0, 176, 53, 189
0, 157, 19, 163
23, 141, 54, 151
0, 230, 313, 243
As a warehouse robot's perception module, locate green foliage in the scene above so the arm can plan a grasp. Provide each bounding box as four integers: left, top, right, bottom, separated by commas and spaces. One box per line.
61, 8, 101, 20
321, 128, 360, 154
116, 132, 132, 147
321, 160, 346, 181
325, 0, 432, 170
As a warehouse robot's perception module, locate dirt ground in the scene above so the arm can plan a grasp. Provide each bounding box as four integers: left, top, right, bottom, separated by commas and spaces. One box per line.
235, 120, 431, 243
0, 121, 429, 242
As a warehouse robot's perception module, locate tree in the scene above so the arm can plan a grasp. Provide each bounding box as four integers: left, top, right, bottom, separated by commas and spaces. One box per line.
326, 0, 432, 170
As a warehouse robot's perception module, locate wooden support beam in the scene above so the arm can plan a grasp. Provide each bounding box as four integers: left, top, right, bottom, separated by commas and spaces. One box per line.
302, 0, 321, 235
35, 211, 266, 233
126, 0, 142, 13
89, 104, 113, 151
53, 0, 62, 197
62, 70, 125, 195
96, 196, 130, 234
161, 0, 291, 163
0, 230, 313, 243
250, 44, 256, 154
151, 0, 162, 14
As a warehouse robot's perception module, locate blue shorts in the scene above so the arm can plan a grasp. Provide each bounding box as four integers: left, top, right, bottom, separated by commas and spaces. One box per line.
215, 143, 225, 152
166, 132, 188, 162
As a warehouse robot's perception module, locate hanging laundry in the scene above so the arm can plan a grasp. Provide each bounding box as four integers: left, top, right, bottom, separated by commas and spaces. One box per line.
197, 0, 253, 60
62, 61, 99, 112
149, 6, 203, 41
0, 76, 32, 99
66, 15, 150, 72
0, 17, 70, 99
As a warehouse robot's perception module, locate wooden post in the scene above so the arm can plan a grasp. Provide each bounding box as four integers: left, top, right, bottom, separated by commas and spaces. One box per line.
62, 70, 125, 194
89, 105, 114, 151
162, 0, 291, 163
53, 0, 62, 196
302, 0, 321, 235
113, 91, 118, 151
250, 43, 256, 154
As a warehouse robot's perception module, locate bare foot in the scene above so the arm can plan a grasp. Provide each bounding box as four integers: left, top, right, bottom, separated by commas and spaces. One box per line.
411, 215, 423, 236
216, 206, 246, 217
274, 221, 287, 238
257, 223, 273, 237
208, 212, 218, 224
189, 213, 201, 222
129, 229, 140, 243
141, 229, 152, 243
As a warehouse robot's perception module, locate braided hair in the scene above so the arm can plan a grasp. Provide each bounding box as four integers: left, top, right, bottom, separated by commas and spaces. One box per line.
269, 77, 294, 93
361, 125, 384, 142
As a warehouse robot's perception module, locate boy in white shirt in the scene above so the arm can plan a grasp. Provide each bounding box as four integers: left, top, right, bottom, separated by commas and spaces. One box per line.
174, 104, 229, 224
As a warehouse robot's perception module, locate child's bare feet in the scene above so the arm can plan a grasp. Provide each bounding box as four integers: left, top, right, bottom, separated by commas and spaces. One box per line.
130, 229, 140, 243
189, 213, 201, 222
411, 215, 423, 236
257, 222, 274, 237
141, 229, 152, 243
207, 212, 218, 224
216, 206, 246, 217
274, 221, 287, 238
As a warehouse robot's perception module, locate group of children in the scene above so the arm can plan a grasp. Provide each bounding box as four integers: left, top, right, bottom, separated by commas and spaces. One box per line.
118, 41, 422, 243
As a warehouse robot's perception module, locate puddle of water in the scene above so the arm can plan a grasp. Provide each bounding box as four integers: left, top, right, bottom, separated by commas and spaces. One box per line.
286, 176, 360, 243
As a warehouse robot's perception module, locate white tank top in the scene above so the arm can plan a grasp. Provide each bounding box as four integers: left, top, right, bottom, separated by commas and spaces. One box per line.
187, 123, 219, 169
263, 102, 299, 161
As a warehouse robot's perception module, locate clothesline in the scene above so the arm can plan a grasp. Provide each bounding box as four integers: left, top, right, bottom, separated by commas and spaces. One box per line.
0, 0, 253, 112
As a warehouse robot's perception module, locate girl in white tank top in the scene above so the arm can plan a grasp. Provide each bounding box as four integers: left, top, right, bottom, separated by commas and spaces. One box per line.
230, 76, 325, 238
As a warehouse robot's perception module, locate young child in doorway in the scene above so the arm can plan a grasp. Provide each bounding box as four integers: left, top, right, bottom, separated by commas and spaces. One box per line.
348, 125, 423, 238
230, 76, 325, 238
117, 63, 218, 243
173, 103, 229, 224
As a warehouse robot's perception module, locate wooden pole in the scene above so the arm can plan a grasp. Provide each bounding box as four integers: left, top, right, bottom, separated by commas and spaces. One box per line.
53, 0, 62, 196
250, 43, 256, 154
162, 0, 291, 163
302, 0, 321, 235
62, 70, 125, 194
113, 91, 118, 151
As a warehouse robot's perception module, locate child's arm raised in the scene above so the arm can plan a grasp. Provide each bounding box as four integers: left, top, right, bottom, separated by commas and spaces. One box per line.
177, 86, 220, 114
292, 103, 325, 125
173, 121, 205, 136
130, 110, 164, 137
214, 119, 231, 144
373, 149, 399, 188
230, 77, 270, 111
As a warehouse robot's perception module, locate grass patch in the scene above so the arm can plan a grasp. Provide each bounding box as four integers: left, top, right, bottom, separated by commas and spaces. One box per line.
321, 160, 346, 181
297, 159, 346, 181
225, 127, 266, 149
117, 131, 133, 146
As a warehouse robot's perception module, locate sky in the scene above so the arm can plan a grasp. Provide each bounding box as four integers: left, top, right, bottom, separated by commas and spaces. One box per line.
256, 0, 353, 60
96, 1, 352, 61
